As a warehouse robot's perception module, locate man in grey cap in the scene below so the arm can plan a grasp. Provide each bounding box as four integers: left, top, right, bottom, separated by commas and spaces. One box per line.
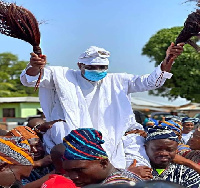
20, 43, 184, 169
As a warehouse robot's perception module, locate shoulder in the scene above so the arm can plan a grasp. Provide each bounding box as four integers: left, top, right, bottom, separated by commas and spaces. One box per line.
48, 66, 70, 71
47, 66, 78, 76
102, 168, 142, 185
106, 72, 135, 81
174, 163, 199, 175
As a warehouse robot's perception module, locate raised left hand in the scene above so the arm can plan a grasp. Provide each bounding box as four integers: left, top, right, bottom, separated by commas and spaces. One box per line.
161, 42, 185, 72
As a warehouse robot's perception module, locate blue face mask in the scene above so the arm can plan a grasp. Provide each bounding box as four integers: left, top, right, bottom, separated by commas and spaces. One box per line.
84, 69, 107, 82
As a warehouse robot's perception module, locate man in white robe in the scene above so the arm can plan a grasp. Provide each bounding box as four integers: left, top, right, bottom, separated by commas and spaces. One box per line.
20, 44, 184, 169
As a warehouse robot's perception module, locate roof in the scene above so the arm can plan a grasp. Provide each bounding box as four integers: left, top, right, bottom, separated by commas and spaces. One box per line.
132, 105, 170, 112
0, 97, 40, 103
131, 97, 183, 108
131, 91, 190, 107
178, 103, 200, 111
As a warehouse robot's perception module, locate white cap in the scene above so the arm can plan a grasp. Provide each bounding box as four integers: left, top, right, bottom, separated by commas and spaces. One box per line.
78, 46, 110, 65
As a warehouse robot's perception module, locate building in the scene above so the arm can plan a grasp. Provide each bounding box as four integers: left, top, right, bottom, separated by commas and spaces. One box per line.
0, 97, 41, 126
131, 96, 182, 115
177, 103, 200, 117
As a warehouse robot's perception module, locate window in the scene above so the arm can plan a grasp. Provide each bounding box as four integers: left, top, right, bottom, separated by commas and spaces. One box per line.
3, 108, 15, 117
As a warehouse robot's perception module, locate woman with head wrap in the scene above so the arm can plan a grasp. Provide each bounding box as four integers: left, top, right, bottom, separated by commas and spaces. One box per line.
145, 126, 200, 187
20, 44, 184, 169
62, 128, 142, 187
6, 126, 46, 161
0, 136, 33, 187
6, 126, 54, 187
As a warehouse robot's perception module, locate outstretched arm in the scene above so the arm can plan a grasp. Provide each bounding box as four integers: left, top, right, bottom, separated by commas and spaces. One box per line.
126, 42, 184, 94
173, 154, 200, 174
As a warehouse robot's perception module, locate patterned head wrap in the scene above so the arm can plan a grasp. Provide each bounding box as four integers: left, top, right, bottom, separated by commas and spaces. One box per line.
159, 120, 183, 135
145, 126, 179, 143
177, 143, 191, 153
7, 126, 39, 140
165, 115, 182, 125
78, 46, 110, 65
182, 117, 194, 124
63, 128, 108, 160
0, 136, 33, 166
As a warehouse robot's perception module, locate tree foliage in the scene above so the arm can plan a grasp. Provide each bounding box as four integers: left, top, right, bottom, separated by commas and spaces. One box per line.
0, 52, 38, 97
142, 26, 200, 102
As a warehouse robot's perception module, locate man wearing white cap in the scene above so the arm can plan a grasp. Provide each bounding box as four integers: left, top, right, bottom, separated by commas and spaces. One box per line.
20, 43, 184, 169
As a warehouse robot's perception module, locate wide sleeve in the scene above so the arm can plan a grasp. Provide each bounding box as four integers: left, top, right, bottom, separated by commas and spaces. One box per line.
125, 65, 172, 94
20, 66, 55, 89
182, 166, 200, 187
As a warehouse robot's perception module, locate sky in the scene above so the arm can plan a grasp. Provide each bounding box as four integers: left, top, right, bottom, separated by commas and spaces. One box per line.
0, 0, 197, 105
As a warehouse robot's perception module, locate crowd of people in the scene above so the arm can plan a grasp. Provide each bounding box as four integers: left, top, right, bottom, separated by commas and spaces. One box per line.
0, 115, 200, 187
1, 43, 200, 187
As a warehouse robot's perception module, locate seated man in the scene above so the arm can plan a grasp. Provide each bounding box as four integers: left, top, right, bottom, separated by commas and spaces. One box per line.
156, 120, 200, 175
0, 136, 33, 187
145, 126, 200, 187
62, 128, 142, 187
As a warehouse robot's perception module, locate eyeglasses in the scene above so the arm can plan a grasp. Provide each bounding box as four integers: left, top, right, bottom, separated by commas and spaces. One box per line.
83, 65, 108, 70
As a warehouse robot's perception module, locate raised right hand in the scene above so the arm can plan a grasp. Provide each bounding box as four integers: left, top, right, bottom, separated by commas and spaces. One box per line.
30, 52, 46, 69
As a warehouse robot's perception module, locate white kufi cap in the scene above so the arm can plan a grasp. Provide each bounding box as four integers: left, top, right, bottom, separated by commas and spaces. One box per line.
78, 46, 110, 65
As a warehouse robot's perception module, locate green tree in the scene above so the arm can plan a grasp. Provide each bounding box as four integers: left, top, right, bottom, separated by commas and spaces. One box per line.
0, 52, 38, 97
142, 26, 200, 102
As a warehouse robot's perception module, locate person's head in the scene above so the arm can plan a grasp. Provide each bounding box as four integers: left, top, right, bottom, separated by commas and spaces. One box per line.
182, 118, 194, 134
50, 143, 66, 175
145, 126, 179, 169
28, 137, 45, 161
62, 128, 112, 187
77, 46, 110, 82
26, 117, 45, 130
6, 126, 45, 161
188, 128, 200, 150
26, 117, 45, 140
0, 136, 33, 187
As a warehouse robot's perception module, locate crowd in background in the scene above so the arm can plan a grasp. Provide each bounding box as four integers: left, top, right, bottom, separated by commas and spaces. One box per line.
0, 113, 200, 187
